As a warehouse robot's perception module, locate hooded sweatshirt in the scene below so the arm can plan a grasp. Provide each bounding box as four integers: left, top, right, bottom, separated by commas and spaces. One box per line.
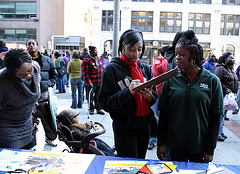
98, 57, 158, 131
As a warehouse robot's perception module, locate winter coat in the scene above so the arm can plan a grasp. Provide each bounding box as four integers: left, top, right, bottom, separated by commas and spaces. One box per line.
165, 46, 177, 71
0, 61, 40, 148
98, 57, 158, 131
212, 63, 238, 96
35, 52, 57, 93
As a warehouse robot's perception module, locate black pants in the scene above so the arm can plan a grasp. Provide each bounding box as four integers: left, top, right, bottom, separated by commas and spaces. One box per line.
113, 125, 150, 159
170, 149, 204, 163
86, 82, 101, 111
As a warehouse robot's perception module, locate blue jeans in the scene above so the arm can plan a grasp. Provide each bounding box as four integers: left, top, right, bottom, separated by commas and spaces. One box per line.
234, 85, 240, 111
64, 73, 70, 85
218, 109, 228, 138
70, 78, 84, 108
57, 75, 65, 92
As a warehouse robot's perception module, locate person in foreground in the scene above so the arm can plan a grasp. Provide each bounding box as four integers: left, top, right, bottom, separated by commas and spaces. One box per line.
0, 49, 40, 149
99, 29, 158, 159
157, 30, 223, 163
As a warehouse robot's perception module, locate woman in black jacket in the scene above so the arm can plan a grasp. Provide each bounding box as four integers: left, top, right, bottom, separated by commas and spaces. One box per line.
98, 29, 158, 159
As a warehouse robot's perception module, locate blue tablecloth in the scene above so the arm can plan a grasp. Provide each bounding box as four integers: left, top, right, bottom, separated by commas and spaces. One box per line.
86, 155, 240, 174
0, 148, 240, 174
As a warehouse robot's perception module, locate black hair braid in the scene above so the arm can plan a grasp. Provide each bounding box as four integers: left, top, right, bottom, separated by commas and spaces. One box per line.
4, 48, 32, 72
177, 30, 204, 68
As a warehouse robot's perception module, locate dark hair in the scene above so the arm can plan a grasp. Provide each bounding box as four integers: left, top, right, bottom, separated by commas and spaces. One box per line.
218, 52, 232, 64
172, 31, 185, 47
82, 47, 88, 53
0, 40, 6, 47
118, 29, 145, 58
4, 48, 32, 72
54, 51, 61, 58
89, 46, 96, 53
72, 50, 80, 59
160, 46, 170, 57
26, 38, 38, 46
176, 30, 204, 68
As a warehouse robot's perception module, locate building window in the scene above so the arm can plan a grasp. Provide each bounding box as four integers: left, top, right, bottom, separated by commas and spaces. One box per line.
188, 13, 211, 34
0, 29, 36, 41
199, 42, 210, 58
222, 0, 240, 5
189, 0, 211, 4
220, 14, 240, 35
160, 12, 182, 33
132, 0, 154, 2
131, 11, 153, 32
0, 1, 36, 19
161, 0, 183, 3
102, 10, 121, 31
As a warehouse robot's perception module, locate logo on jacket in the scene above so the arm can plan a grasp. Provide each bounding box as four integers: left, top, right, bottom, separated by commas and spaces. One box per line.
200, 83, 208, 89
118, 76, 132, 90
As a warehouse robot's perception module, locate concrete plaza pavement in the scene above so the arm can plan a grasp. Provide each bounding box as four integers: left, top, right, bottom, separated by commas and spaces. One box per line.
35, 86, 240, 166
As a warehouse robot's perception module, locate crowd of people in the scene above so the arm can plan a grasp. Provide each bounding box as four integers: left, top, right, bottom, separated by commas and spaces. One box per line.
0, 29, 239, 163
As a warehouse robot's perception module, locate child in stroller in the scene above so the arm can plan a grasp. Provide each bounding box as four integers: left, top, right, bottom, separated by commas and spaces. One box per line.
56, 109, 114, 156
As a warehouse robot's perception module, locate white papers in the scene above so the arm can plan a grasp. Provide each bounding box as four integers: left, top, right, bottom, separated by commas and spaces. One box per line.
0, 149, 32, 171
0, 149, 95, 173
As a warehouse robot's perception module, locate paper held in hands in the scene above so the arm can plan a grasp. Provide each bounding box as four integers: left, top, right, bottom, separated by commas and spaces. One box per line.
132, 67, 179, 92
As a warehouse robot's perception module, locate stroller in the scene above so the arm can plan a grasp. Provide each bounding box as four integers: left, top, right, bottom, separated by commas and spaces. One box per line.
46, 87, 114, 156
57, 119, 114, 155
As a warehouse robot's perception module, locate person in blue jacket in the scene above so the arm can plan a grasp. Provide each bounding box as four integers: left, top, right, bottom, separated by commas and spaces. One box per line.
202, 52, 216, 72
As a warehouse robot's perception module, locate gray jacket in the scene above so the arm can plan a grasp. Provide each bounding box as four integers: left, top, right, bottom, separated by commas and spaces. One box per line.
0, 62, 40, 148
36, 52, 58, 93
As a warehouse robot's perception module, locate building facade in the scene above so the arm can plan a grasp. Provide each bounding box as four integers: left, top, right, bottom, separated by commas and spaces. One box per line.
0, 0, 65, 52
89, 0, 240, 64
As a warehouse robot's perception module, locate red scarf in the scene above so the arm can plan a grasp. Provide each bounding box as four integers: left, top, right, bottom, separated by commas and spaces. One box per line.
120, 54, 149, 117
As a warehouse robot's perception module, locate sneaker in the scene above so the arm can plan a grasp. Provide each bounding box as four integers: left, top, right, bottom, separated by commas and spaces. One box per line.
225, 117, 230, 121
70, 105, 77, 109
221, 133, 228, 139
45, 139, 57, 147
232, 110, 239, 114
217, 136, 225, 141
147, 143, 155, 150
97, 110, 105, 115
55, 91, 63, 94
89, 110, 94, 115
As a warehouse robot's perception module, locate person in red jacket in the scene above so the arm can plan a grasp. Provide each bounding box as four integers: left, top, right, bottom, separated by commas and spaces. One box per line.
82, 46, 105, 115
152, 46, 169, 95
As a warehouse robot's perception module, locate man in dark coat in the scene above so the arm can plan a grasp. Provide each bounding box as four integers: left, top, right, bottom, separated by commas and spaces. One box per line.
26, 39, 58, 146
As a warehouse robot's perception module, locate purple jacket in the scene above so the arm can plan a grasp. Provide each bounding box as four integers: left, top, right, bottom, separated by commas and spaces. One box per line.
63, 55, 72, 70
236, 65, 240, 82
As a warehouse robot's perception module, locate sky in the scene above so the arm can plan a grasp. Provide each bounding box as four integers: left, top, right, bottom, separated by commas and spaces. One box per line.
64, 0, 91, 37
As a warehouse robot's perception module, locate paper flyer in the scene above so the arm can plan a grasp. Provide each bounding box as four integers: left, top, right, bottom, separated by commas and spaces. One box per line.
103, 160, 148, 174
